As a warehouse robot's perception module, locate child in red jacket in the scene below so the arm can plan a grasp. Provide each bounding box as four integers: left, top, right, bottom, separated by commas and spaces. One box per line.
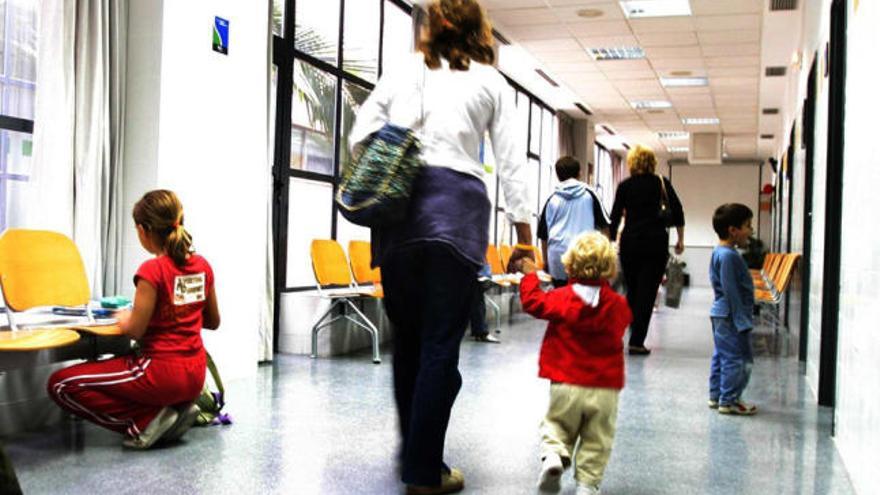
518, 232, 632, 495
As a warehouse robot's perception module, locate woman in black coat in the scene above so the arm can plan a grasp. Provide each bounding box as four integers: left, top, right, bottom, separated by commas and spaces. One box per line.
609, 145, 685, 355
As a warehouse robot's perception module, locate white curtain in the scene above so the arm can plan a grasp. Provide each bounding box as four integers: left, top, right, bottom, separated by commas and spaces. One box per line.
259, 2, 276, 361
29, 0, 127, 298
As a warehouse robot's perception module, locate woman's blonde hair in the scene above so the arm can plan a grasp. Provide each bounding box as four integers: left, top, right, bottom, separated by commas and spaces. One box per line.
626, 144, 657, 175
562, 232, 617, 281
418, 0, 495, 71
132, 189, 193, 266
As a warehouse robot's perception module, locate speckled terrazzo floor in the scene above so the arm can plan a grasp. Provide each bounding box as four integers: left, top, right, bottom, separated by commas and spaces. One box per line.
4, 288, 856, 494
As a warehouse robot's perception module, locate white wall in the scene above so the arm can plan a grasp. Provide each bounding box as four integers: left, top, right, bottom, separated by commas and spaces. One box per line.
123, 0, 271, 380
834, 1, 880, 492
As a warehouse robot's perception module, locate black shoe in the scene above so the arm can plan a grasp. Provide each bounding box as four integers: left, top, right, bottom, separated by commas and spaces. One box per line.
628, 345, 651, 355
473, 334, 501, 344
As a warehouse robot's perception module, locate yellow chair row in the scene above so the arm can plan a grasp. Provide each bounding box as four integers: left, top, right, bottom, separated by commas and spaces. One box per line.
309, 240, 383, 364
0, 229, 123, 353
752, 252, 801, 330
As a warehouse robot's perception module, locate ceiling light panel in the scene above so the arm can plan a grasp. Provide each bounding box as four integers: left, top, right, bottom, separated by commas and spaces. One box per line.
658, 131, 689, 140
682, 117, 720, 125
660, 77, 709, 87
619, 0, 692, 18
666, 146, 689, 153
630, 100, 672, 110
588, 46, 646, 61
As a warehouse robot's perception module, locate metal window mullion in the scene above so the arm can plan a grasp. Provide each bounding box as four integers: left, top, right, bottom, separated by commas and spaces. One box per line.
330, 0, 346, 241
377, 0, 385, 78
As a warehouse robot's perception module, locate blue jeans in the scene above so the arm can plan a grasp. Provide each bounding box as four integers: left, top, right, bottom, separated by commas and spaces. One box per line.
709, 317, 753, 405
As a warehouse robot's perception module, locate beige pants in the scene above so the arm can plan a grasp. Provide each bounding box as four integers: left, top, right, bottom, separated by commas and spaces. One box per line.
540, 382, 620, 486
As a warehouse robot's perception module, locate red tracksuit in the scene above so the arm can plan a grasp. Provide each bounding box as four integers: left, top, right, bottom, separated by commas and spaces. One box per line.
47, 254, 213, 436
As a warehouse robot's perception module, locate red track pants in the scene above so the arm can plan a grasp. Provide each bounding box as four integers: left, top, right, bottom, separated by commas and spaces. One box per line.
47, 353, 206, 437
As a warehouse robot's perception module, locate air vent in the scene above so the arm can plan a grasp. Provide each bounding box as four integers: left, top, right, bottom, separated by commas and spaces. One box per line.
760, 134, 775, 139
535, 69, 559, 87
765, 66, 787, 77
689, 132, 722, 164
647, 109, 665, 114
622, 143, 631, 150
575, 103, 593, 116
601, 125, 616, 135
588, 47, 645, 61
762, 108, 780, 115
770, 0, 797, 11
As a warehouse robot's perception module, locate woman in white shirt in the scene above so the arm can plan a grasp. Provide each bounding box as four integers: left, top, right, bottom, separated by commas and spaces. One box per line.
348, 1, 533, 493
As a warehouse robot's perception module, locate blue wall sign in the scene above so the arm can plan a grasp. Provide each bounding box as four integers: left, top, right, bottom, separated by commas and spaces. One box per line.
213, 16, 229, 55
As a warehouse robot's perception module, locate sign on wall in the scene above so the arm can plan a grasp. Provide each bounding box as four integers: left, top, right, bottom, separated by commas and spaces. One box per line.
213, 16, 229, 55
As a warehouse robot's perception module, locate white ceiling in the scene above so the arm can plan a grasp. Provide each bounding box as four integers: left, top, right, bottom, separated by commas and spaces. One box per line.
486, 0, 804, 160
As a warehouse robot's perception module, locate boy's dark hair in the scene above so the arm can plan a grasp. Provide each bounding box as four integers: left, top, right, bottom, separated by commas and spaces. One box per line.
712, 203, 753, 239
555, 156, 581, 181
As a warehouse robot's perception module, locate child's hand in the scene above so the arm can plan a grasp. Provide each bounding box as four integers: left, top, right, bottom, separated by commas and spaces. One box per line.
519, 257, 537, 275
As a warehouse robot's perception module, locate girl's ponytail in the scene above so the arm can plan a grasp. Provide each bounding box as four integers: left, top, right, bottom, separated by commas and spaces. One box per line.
132, 190, 194, 266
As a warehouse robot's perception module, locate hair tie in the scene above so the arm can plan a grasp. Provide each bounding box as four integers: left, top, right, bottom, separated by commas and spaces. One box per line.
171, 221, 179, 229
439, 16, 455, 29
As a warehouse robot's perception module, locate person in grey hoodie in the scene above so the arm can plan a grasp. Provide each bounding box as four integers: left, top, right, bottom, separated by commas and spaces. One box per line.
537, 156, 611, 288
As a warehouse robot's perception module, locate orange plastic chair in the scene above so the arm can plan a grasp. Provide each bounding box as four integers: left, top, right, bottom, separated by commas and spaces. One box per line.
310, 240, 381, 364
348, 241, 382, 298
756, 253, 801, 330
0, 229, 120, 343
499, 245, 513, 272
486, 245, 505, 276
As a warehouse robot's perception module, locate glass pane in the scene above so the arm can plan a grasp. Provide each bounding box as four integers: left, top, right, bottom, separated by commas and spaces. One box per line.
7, 0, 37, 82
339, 80, 371, 175
343, 0, 379, 82
528, 157, 540, 237
295, 0, 340, 66
516, 93, 529, 159
272, 0, 285, 37
291, 60, 337, 175
335, 212, 371, 261
542, 110, 555, 168
2, 177, 28, 232
3, 128, 32, 176
0, 0, 6, 67
382, 0, 414, 74
270, 65, 278, 166
529, 103, 541, 156
286, 178, 333, 288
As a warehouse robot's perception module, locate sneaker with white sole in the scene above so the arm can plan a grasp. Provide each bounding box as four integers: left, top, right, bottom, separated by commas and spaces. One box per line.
718, 400, 757, 415
122, 407, 179, 450
575, 483, 601, 495
537, 452, 564, 493
708, 399, 719, 409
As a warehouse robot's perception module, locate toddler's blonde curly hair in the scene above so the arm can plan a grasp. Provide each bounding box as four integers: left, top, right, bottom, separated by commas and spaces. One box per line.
562, 232, 617, 281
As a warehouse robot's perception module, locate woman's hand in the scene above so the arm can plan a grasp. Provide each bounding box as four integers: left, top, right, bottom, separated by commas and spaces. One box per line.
508, 245, 536, 273
519, 257, 537, 275
674, 239, 684, 255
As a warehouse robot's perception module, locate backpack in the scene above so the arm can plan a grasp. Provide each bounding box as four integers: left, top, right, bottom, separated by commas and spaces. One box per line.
194, 352, 231, 426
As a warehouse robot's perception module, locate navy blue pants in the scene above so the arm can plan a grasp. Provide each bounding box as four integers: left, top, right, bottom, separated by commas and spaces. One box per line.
620, 250, 668, 348
382, 243, 478, 486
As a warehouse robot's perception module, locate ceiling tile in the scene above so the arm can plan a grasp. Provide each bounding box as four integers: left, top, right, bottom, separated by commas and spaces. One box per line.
664, 86, 712, 97
603, 69, 658, 80
710, 77, 760, 88
533, 49, 594, 63
700, 43, 761, 57
707, 66, 761, 77
628, 17, 696, 34
545, 61, 602, 73
636, 31, 699, 47
705, 56, 761, 68
596, 59, 652, 72
547, 0, 614, 6
505, 24, 575, 41
645, 45, 703, 59
520, 39, 584, 52
695, 15, 762, 32
690, 0, 763, 15
553, 3, 625, 22
650, 57, 706, 70
567, 20, 633, 37
485, 0, 548, 9
490, 7, 559, 26
697, 30, 760, 44
576, 35, 640, 49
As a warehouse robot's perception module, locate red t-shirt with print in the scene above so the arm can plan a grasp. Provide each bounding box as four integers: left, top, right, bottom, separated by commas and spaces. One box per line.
134, 254, 214, 357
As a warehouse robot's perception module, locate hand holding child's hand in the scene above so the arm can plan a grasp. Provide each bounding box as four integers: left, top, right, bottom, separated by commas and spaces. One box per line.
519, 257, 537, 275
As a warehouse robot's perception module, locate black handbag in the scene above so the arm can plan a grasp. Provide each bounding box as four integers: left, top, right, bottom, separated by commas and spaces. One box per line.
657, 174, 675, 227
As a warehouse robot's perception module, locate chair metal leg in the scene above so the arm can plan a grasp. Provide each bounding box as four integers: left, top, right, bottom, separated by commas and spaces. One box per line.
311, 299, 343, 358
345, 299, 382, 364
484, 294, 501, 334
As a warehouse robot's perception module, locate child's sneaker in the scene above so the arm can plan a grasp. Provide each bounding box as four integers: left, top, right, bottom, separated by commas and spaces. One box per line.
537, 452, 564, 492
708, 399, 719, 409
575, 483, 601, 495
718, 400, 757, 415
122, 407, 178, 449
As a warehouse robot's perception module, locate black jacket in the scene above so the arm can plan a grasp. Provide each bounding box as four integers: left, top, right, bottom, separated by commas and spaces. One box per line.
609, 174, 685, 255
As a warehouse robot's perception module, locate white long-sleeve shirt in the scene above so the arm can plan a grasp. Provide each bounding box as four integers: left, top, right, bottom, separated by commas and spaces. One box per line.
348, 53, 533, 223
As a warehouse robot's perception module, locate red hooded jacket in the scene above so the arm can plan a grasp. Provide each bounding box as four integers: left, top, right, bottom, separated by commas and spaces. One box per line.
519, 273, 632, 389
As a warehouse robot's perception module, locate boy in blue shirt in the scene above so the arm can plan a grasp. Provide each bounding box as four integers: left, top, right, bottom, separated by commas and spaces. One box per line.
708, 203, 757, 415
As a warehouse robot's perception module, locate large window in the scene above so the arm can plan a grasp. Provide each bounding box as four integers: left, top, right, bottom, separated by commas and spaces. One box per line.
272, 0, 559, 290
594, 144, 615, 210
0, 0, 38, 232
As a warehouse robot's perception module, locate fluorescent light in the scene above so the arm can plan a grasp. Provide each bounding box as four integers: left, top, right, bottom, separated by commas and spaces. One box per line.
588, 47, 645, 61
620, 0, 691, 18
682, 117, 720, 125
631, 100, 672, 110
658, 131, 689, 140
666, 146, 689, 153
660, 77, 708, 87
